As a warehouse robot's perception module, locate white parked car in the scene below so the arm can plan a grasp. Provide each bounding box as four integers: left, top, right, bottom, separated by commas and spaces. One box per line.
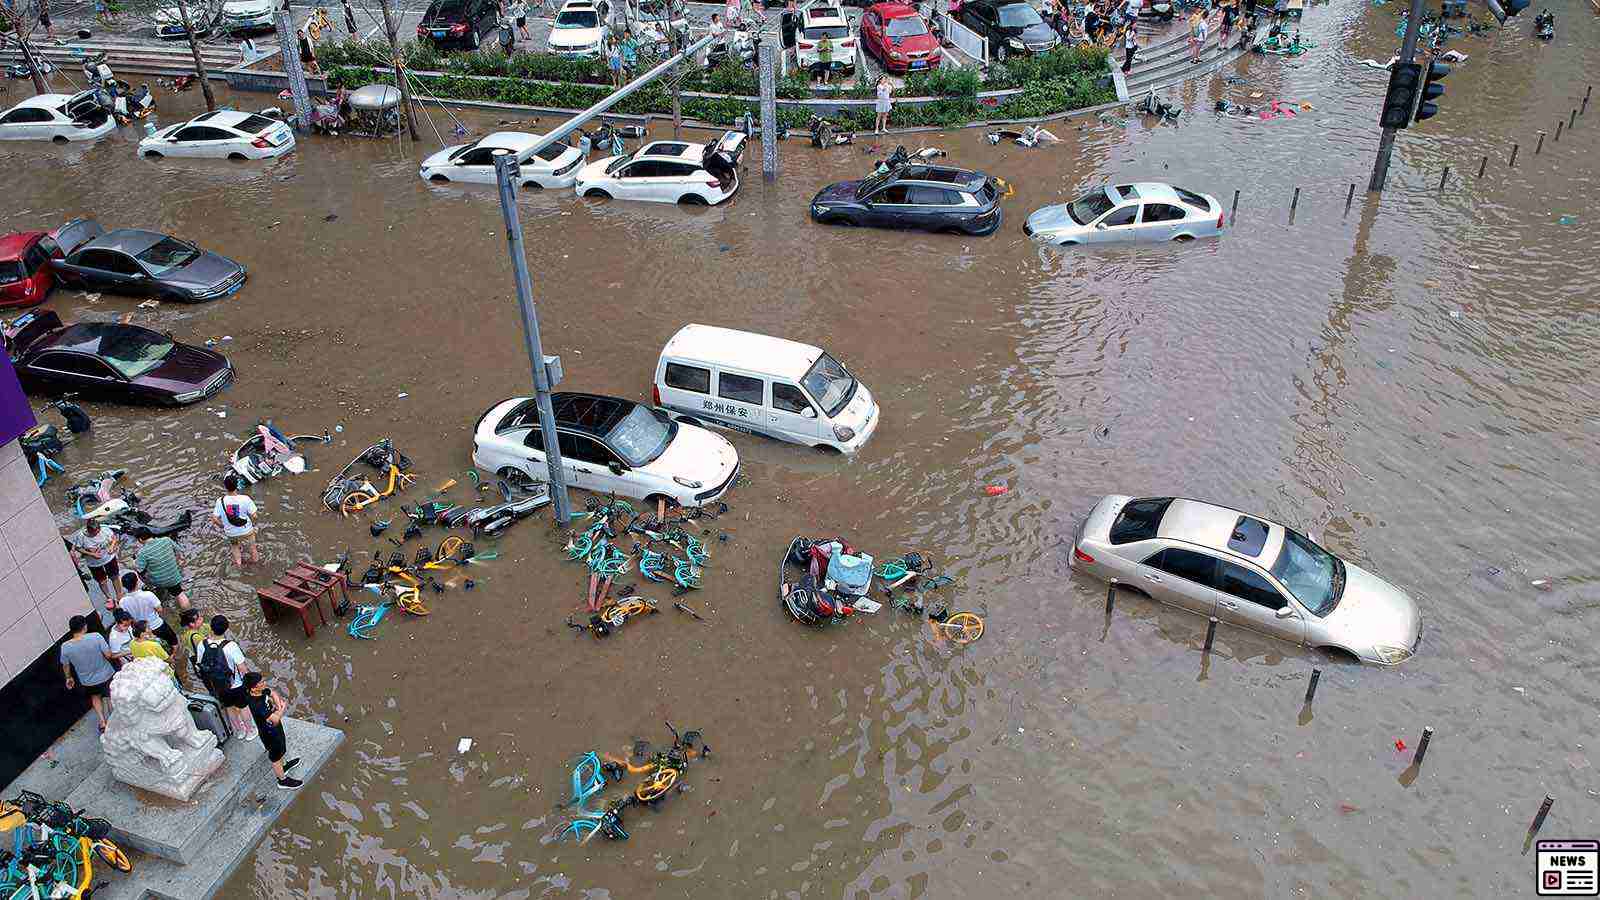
221, 0, 276, 32
795, 5, 856, 76
419, 131, 586, 189
653, 324, 879, 454
472, 392, 741, 507
153, 6, 213, 38
548, 0, 606, 57
139, 110, 295, 160
573, 132, 748, 205
0, 93, 115, 143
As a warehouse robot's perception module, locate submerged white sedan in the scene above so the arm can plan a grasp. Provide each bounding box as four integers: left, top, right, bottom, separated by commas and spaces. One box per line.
0, 93, 116, 142
1025, 182, 1224, 246
472, 392, 740, 507
418, 131, 586, 189
139, 110, 295, 160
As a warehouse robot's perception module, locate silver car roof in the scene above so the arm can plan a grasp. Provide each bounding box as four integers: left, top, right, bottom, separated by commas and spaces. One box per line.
1157, 498, 1285, 563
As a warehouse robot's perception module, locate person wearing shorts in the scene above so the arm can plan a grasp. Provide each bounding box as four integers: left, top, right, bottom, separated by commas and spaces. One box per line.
60, 616, 117, 732
69, 518, 122, 608
212, 475, 260, 568
244, 673, 301, 789
134, 533, 190, 611
199, 615, 255, 738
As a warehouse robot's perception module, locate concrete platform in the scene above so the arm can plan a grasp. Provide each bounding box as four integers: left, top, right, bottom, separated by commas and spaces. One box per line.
4, 713, 342, 900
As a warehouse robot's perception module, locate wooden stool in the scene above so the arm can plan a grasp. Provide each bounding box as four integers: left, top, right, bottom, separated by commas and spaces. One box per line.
256, 578, 329, 638
288, 563, 349, 613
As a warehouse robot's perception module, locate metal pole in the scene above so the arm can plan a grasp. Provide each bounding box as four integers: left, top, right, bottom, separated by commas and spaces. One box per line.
525, 33, 718, 158
494, 153, 573, 524
276, 9, 314, 132
1289, 187, 1300, 221
1303, 668, 1321, 705
1529, 795, 1555, 836
1554, 120, 1563, 141
1509, 143, 1519, 167
1411, 726, 1433, 767
1477, 155, 1487, 178
1344, 183, 1355, 214
1535, 131, 1545, 154
1230, 189, 1239, 222
1368, 0, 1427, 193
1571, 109, 1578, 129
758, 38, 779, 181
1203, 616, 1218, 652
1105, 578, 1117, 615
1438, 165, 1449, 191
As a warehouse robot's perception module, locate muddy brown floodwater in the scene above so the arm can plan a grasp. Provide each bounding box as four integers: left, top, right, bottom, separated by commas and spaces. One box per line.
4, 5, 1599, 897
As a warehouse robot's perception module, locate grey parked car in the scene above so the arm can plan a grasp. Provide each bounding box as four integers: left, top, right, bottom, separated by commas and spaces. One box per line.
1024, 182, 1224, 246
1071, 496, 1422, 665
51, 222, 247, 303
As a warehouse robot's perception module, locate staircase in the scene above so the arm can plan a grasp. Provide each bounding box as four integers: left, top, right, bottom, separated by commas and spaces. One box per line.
1112, 19, 1253, 101
0, 39, 254, 81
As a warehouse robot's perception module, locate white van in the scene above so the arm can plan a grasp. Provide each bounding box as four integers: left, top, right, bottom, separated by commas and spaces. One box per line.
652, 325, 879, 454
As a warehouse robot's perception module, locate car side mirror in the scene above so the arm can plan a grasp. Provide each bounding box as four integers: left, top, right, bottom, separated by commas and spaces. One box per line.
1275, 606, 1297, 619
802, 407, 817, 419
1095, 223, 1107, 230
607, 461, 625, 475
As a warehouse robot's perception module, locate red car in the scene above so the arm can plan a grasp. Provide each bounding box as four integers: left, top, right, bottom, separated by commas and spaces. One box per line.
0, 220, 99, 308
861, 3, 942, 74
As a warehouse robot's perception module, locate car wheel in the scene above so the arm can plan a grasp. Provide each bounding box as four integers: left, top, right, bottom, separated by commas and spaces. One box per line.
429, 173, 449, 182
827, 215, 857, 227
813, 444, 842, 455
521, 180, 543, 191
678, 194, 708, 205
1317, 646, 1362, 665
1172, 233, 1195, 242
52, 135, 68, 145
583, 188, 612, 200
144, 150, 163, 158
497, 466, 538, 489
228, 152, 247, 161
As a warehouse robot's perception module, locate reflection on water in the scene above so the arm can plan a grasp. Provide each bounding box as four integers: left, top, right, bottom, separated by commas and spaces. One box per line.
3, 8, 1598, 897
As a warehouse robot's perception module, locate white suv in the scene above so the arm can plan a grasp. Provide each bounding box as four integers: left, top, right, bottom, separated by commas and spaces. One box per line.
549, 0, 606, 57
795, 6, 856, 76
472, 393, 740, 507
573, 132, 748, 205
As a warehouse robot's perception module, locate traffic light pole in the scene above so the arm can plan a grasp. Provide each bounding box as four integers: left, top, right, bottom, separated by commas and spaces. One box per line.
494, 153, 573, 525
1368, 0, 1428, 193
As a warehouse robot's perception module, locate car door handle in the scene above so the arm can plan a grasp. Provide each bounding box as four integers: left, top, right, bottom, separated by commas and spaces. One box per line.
1143, 573, 1162, 583
1218, 599, 1238, 610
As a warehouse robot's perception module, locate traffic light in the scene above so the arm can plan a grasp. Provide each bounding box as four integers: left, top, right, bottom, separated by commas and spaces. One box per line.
1414, 61, 1451, 123
1380, 62, 1422, 129
1486, 0, 1529, 24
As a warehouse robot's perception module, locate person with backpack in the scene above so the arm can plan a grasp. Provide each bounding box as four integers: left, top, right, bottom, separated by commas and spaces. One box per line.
198, 615, 255, 739
243, 672, 302, 790
60, 616, 118, 733
212, 476, 260, 568
180, 608, 207, 686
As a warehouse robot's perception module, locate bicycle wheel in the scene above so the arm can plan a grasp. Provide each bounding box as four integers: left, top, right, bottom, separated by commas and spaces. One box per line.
340, 491, 376, 516
634, 766, 678, 802
931, 612, 984, 645
94, 839, 133, 873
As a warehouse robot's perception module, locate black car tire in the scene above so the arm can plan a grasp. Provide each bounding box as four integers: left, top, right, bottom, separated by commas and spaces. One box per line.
521, 180, 542, 190
228, 152, 247, 160
52, 135, 68, 145
678, 194, 708, 205
584, 188, 612, 199
430, 173, 449, 182
144, 150, 163, 158
470, 27, 480, 48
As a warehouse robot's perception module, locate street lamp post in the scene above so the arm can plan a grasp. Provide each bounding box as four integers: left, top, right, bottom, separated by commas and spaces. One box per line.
492, 152, 573, 524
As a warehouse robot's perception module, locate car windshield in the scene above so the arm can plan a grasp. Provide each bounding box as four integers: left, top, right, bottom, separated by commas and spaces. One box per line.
801, 352, 856, 417
431, 0, 467, 17
605, 152, 634, 174
804, 24, 852, 38
886, 15, 928, 36
998, 3, 1042, 26
134, 238, 198, 275
0, 261, 23, 286
1270, 528, 1346, 616
1067, 189, 1115, 225
98, 328, 174, 379
555, 9, 598, 26
533, 140, 571, 162
855, 171, 894, 198
607, 404, 675, 466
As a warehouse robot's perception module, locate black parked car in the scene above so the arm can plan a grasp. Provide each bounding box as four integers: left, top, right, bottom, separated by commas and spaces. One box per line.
809, 165, 1004, 235
416, 0, 499, 50
51, 222, 246, 303
5, 310, 233, 406
956, 0, 1059, 60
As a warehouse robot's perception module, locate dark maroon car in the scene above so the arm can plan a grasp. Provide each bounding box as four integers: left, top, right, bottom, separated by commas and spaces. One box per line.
4, 310, 233, 406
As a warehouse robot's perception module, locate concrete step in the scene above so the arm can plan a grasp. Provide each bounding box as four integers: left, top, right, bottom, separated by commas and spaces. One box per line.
1124, 33, 1235, 90
1126, 40, 1246, 95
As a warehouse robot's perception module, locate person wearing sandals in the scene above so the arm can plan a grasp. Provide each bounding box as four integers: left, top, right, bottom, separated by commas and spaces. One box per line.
61, 616, 117, 733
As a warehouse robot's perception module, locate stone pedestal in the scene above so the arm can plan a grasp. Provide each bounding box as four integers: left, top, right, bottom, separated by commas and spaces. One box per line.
101, 659, 223, 802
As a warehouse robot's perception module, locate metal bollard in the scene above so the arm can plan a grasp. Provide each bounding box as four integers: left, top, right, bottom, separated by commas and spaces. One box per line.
1477, 154, 1487, 178
1572, 109, 1578, 129
1289, 187, 1300, 221
1304, 668, 1321, 705
1344, 183, 1355, 213
1438, 166, 1450, 191
1230, 189, 1240, 222
1536, 131, 1546, 154
1203, 616, 1218, 652
1529, 795, 1556, 836
1106, 579, 1117, 615
1555, 120, 1564, 142
1510, 143, 1519, 168
1411, 727, 1433, 767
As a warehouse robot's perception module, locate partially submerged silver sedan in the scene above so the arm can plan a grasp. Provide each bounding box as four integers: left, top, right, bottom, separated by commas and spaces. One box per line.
1024, 182, 1223, 246
1071, 496, 1421, 665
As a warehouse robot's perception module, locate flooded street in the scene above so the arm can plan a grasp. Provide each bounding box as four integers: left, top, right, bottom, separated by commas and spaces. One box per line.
4, 3, 1599, 896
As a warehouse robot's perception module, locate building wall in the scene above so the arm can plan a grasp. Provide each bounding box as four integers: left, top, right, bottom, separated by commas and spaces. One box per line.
0, 437, 94, 686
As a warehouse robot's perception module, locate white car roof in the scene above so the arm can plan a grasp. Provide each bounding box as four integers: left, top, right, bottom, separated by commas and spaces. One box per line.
1113, 182, 1185, 205
478, 131, 545, 152
635, 140, 705, 163
661, 325, 824, 382
185, 110, 253, 129
801, 6, 847, 24
14, 94, 74, 110
562, 0, 597, 7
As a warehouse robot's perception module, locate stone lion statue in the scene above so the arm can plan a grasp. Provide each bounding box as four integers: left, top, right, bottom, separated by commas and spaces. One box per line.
102, 658, 224, 802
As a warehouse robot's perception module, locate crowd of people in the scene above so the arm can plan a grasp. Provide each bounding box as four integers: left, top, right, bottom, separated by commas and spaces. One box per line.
55, 478, 305, 790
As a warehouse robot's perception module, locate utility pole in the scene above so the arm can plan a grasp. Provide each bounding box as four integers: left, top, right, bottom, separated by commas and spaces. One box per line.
276, 7, 314, 130
376, 0, 421, 141
0, 5, 50, 94
1368, 0, 1425, 192
757, 37, 778, 181
492, 152, 573, 525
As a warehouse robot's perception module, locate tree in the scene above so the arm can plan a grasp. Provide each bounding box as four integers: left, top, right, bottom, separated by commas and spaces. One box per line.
376, 0, 419, 140
0, 0, 52, 94
125, 0, 219, 110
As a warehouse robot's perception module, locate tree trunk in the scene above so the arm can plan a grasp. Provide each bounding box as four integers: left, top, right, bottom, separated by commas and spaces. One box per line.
0, 8, 49, 94
376, 0, 419, 141
176, 0, 217, 110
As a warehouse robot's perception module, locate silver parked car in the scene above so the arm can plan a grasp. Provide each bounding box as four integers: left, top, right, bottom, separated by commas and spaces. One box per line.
1071, 496, 1421, 665
1024, 182, 1224, 246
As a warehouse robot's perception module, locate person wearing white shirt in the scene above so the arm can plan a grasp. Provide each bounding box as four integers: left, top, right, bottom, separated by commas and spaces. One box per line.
118, 572, 178, 647
212, 474, 261, 568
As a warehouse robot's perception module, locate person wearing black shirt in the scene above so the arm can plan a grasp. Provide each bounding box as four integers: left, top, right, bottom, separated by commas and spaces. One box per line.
244, 672, 302, 789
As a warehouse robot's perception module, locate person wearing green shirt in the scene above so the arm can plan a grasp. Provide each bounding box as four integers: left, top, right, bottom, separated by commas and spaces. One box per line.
134, 534, 190, 611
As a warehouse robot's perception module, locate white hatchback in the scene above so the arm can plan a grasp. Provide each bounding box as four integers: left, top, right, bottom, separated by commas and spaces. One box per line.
573, 132, 748, 205
419, 131, 586, 189
221, 0, 276, 31
0, 93, 116, 143
139, 110, 295, 160
548, 0, 606, 57
472, 393, 740, 508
